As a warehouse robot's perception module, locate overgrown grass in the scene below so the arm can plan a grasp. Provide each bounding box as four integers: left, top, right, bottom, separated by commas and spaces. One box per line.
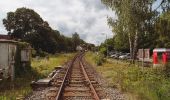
31, 53, 75, 77
0, 53, 75, 100
85, 52, 170, 100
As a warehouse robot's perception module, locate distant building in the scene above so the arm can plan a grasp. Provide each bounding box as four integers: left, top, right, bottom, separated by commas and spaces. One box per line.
76, 46, 83, 51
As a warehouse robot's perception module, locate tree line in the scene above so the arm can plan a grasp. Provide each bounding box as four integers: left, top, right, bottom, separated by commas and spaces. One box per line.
3, 7, 94, 55
101, 0, 170, 61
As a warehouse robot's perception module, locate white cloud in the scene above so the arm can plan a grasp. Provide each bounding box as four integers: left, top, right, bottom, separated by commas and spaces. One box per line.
0, 0, 116, 45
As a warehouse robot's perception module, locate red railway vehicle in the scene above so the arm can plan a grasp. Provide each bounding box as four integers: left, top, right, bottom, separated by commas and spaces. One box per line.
153, 48, 170, 67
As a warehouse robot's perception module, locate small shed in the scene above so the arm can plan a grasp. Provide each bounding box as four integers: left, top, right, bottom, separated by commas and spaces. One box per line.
153, 48, 170, 67
0, 39, 32, 80
0, 39, 17, 80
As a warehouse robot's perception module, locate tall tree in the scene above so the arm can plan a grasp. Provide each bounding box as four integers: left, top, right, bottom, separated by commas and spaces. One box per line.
3, 7, 91, 54
154, 10, 170, 48
158, 0, 170, 12
3, 7, 44, 39
102, 0, 156, 62
3, 8, 56, 53
72, 32, 81, 50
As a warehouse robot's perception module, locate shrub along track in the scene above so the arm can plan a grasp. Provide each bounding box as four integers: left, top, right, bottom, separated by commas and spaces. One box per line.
26, 52, 108, 100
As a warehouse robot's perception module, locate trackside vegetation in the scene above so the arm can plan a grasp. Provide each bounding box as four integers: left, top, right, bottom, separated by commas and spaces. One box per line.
0, 53, 75, 100
85, 52, 170, 100
100, 0, 170, 63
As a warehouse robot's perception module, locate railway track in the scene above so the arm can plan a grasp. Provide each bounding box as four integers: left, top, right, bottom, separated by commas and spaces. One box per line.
44, 53, 107, 100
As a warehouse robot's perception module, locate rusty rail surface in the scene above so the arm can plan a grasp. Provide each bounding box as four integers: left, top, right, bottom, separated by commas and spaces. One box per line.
55, 53, 80, 100
79, 60, 100, 100
54, 52, 105, 100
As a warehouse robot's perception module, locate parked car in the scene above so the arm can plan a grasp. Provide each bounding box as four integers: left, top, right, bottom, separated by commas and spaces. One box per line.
109, 51, 115, 56
119, 53, 126, 59
110, 53, 121, 59
126, 53, 131, 59
110, 54, 116, 58
119, 53, 131, 59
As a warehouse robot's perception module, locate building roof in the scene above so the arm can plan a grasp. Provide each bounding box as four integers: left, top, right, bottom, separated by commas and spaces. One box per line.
153, 48, 170, 52
0, 35, 11, 40
0, 39, 18, 44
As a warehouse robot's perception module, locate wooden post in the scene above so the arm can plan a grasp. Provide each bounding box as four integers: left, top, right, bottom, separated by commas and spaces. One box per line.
142, 48, 144, 71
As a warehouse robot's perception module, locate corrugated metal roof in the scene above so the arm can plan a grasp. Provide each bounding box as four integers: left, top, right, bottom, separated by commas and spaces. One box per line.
0, 35, 11, 39
0, 39, 18, 43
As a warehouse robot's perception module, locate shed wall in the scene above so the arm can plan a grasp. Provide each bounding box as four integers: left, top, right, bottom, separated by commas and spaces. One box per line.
0, 43, 8, 70
0, 43, 16, 78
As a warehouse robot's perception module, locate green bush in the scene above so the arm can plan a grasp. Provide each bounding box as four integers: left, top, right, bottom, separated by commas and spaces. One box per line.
95, 53, 105, 66
99, 47, 107, 56
113, 66, 170, 100
36, 49, 49, 57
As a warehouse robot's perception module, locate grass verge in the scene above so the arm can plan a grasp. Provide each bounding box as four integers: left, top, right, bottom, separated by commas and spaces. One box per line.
31, 53, 75, 77
0, 53, 75, 100
85, 52, 170, 100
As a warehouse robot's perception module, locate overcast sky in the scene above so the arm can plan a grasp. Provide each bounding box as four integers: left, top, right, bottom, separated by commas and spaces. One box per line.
0, 0, 116, 45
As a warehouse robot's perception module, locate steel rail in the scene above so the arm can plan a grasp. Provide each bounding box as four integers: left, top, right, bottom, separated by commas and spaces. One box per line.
55, 54, 79, 100
80, 59, 100, 100
55, 52, 100, 100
